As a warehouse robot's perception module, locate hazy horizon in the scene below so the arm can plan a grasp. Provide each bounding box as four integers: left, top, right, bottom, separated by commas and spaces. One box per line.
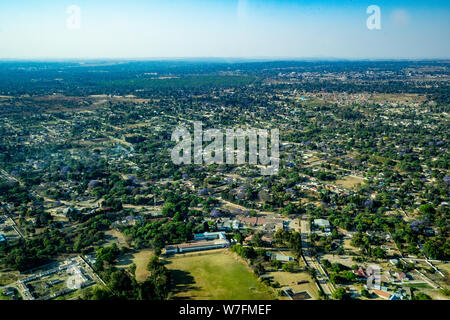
0, 0, 449, 60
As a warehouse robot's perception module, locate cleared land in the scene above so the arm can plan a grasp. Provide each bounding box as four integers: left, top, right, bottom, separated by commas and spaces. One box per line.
334, 175, 365, 190
163, 249, 274, 300
266, 270, 318, 300
0, 271, 19, 286
116, 249, 154, 282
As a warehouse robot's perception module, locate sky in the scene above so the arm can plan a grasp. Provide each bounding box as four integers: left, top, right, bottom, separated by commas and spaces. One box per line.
0, 0, 449, 59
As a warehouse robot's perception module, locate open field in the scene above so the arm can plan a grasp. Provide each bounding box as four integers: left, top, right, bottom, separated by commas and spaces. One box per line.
369, 93, 427, 105
419, 289, 449, 301
163, 249, 274, 300
103, 229, 130, 248
0, 271, 20, 286
334, 175, 365, 190
265, 270, 318, 300
116, 249, 154, 282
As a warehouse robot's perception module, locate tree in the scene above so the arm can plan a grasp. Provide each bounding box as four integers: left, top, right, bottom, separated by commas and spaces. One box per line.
332, 287, 349, 300
252, 233, 264, 247
372, 247, 386, 259
234, 232, 243, 244
321, 259, 332, 269
414, 292, 432, 300
254, 263, 265, 276
128, 263, 137, 276
282, 262, 296, 273
361, 289, 370, 298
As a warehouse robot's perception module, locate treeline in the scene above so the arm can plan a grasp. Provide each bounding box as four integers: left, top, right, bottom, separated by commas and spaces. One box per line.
83, 244, 171, 300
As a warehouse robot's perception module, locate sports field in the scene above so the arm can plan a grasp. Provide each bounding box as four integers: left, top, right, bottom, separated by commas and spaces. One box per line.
163, 249, 274, 300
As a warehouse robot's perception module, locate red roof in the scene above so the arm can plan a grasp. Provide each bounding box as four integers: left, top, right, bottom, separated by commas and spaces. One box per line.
353, 267, 369, 278
373, 289, 391, 299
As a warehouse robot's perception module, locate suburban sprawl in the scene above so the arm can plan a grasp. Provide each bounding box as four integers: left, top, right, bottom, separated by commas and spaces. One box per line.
0, 59, 448, 300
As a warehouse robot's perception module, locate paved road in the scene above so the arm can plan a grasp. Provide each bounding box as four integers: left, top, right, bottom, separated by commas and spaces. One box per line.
300, 215, 334, 298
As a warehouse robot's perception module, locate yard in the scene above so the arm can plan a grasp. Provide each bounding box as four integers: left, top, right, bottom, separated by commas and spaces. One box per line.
264, 270, 318, 300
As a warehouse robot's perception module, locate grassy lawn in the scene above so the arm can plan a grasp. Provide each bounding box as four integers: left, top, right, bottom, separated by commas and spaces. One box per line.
401, 283, 433, 289
0, 290, 11, 301
163, 249, 274, 300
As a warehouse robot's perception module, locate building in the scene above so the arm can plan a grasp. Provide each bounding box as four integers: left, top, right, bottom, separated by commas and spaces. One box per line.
267, 252, 294, 262
164, 232, 230, 254
176, 239, 229, 253
0, 234, 6, 243
313, 219, 330, 228
389, 259, 399, 266
373, 289, 391, 300
353, 266, 369, 279
217, 219, 241, 231
396, 272, 408, 282
193, 232, 227, 241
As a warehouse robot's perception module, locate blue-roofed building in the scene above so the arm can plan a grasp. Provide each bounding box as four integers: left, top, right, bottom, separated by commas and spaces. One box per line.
0, 234, 6, 243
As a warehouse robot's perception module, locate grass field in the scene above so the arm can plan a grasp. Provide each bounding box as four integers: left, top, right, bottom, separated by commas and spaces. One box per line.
401, 282, 433, 289
0, 292, 11, 300
163, 249, 274, 300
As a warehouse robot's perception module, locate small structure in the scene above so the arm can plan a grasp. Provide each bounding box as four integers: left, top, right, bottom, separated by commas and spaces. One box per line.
313, 219, 330, 228
353, 266, 369, 279
389, 259, 399, 266
266, 252, 294, 262
396, 272, 408, 282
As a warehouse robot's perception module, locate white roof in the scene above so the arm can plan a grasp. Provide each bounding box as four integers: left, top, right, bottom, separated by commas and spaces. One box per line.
314, 219, 330, 227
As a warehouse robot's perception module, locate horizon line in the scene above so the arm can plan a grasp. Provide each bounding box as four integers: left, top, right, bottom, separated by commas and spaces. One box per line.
0, 56, 449, 63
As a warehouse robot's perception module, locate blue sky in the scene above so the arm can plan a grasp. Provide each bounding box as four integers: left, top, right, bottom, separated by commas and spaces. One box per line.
0, 0, 449, 59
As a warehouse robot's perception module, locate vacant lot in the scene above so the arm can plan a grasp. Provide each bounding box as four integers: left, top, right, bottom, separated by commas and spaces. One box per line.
116, 249, 154, 282
265, 270, 318, 300
334, 175, 364, 190
103, 229, 129, 248
0, 271, 19, 286
164, 249, 274, 300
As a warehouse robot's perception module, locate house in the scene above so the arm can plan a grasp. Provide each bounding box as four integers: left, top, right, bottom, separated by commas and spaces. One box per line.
396, 272, 408, 282
389, 259, 399, 266
216, 219, 230, 231
373, 289, 391, 300
313, 219, 330, 228
389, 289, 409, 300
261, 234, 273, 245
0, 233, 6, 243
267, 252, 294, 262
353, 266, 369, 278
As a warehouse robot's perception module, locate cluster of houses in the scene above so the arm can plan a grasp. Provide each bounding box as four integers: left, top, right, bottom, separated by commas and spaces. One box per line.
352, 265, 411, 300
